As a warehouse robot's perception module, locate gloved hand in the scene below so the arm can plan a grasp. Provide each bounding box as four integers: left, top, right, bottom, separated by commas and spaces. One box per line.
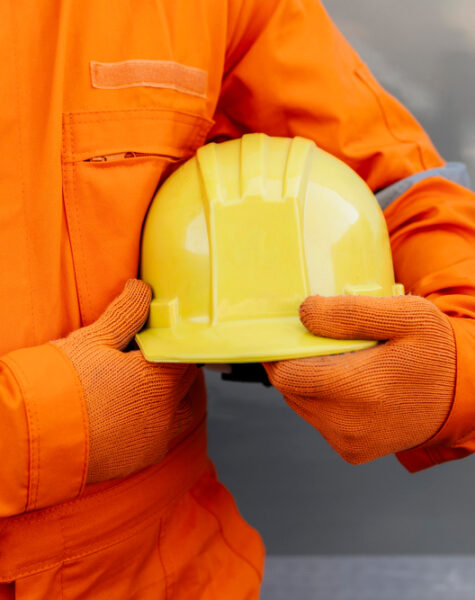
264, 294, 456, 464
54, 279, 197, 483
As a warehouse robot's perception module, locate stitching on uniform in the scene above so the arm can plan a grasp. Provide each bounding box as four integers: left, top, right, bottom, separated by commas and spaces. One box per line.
11, 3, 39, 350
28, 366, 40, 511
68, 113, 208, 125
1, 498, 180, 581
0, 358, 32, 513
67, 114, 212, 129
6, 418, 207, 526
190, 488, 263, 583
6, 356, 40, 511
48, 343, 90, 495
11, 2, 41, 511
63, 116, 90, 325
0, 462, 210, 581
65, 107, 213, 123
90, 60, 207, 98
61, 118, 88, 317
61, 111, 214, 163
70, 123, 93, 324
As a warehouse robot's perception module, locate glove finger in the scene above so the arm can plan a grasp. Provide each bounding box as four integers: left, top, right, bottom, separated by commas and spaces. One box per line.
264, 347, 380, 398
299, 294, 432, 341
86, 279, 152, 349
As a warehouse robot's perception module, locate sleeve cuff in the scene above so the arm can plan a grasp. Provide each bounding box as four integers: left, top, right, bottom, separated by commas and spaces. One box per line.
2, 343, 89, 511
396, 317, 475, 472
396, 445, 472, 473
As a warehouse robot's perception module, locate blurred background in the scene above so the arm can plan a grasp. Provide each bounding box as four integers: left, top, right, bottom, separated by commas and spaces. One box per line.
206, 1, 475, 597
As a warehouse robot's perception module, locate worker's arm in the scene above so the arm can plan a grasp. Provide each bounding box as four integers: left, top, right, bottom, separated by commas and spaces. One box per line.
386, 177, 475, 470
0, 344, 91, 516
0, 280, 197, 517
212, 0, 475, 469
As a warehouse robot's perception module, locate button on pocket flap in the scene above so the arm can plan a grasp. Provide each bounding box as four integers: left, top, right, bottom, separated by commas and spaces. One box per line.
62, 109, 214, 163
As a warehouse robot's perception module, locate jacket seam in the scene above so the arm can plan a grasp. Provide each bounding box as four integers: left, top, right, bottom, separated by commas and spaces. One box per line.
10, 1, 41, 509
64, 107, 214, 126
62, 111, 214, 163
48, 343, 90, 496
1, 458, 209, 580
2, 356, 40, 512
59, 149, 83, 335
1, 511, 163, 582
72, 156, 92, 325
6, 417, 207, 526
11, 2, 39, 353
0, 358, 31, 514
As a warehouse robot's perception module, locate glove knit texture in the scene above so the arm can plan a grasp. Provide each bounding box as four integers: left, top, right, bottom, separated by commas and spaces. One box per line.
55, 280, 197, 483
265, 294, 456, 463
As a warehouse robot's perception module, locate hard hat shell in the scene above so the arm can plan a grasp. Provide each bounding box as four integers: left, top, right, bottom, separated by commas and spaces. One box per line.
136, 134, 403, 363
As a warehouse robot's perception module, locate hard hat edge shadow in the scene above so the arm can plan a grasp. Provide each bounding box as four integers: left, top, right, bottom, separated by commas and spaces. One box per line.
136, 133, 403, 364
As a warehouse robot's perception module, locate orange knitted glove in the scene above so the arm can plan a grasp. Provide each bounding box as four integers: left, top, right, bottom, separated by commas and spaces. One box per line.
54, 279, 197, 483
264, 295, 456, 464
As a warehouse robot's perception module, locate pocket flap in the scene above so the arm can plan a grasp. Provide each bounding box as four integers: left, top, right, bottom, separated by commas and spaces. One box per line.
62, 109, 214, 163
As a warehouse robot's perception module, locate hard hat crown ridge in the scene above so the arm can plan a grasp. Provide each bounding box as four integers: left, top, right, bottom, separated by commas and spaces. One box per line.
137, 133, 402, 363
197, 134, 313, 325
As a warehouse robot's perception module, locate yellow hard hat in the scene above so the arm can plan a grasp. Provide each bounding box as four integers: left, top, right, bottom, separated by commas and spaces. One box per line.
136, 134, 403, 363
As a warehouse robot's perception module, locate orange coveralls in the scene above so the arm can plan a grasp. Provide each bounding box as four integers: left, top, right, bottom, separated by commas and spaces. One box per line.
1, 0, 475, 597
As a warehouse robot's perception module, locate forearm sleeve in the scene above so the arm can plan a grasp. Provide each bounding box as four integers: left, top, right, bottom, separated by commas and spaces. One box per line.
0, 344, 88, 516
214, 0, 443, 185
216, 0, 475, 470
386, 178, 475, 471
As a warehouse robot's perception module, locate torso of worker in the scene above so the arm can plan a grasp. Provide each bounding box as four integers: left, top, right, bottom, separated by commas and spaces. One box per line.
1, 1, 475, 597
0, 2, 224, 348
0, 3, 267, 597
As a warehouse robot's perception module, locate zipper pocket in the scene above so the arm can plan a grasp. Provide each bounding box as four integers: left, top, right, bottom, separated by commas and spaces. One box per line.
84, 151, 171, 162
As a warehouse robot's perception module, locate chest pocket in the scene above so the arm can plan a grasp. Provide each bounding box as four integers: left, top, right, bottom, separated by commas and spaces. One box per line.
62, 108, 213, 326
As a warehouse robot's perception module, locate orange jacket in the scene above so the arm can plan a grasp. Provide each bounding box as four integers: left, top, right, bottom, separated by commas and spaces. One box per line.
1, 0, 475, 594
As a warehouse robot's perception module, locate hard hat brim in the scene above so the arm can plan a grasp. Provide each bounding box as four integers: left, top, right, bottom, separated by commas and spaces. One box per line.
135, 318, 376, 363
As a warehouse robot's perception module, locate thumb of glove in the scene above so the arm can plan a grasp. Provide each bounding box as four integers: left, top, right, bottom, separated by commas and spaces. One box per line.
81, 279, 152, 350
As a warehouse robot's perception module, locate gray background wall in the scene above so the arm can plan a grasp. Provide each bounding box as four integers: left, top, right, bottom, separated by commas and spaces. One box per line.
206, 0, 475, 558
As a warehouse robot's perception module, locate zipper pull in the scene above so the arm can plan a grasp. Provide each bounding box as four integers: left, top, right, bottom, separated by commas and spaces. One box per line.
86, 152, 137, 162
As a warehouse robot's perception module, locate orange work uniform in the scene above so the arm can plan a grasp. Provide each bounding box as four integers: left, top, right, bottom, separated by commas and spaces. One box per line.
1, 0, 475, 597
